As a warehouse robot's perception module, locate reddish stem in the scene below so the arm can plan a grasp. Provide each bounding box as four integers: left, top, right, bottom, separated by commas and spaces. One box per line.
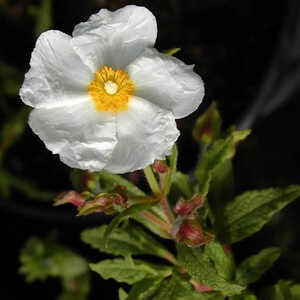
139, 211, 171, 233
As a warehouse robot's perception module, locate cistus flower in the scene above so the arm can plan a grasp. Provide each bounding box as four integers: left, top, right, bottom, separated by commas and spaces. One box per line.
20, 5, 204, 173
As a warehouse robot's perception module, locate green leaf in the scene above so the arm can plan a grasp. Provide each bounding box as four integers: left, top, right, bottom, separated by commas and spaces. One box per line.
177, 244, 245, 296
28, 0, 52, 37
153, 272, 225, 300
127, 277, 164, 300
119, 288, 128, 300
219, 185, 300, 244
193, 102, 221, 145
19, 236, 88, 283
90, 258, 172, 285
163, 144, 178, 196
172, 171, 193, 199
81, 222, 175, 262
58, 275, 91, 300
194, 130, 250, 196
260, 280, 300, 300
235, 247, 281, 285
209, 160, 234, 217
0, 107, 30, 162
204, 241, 235, 281
99, 170, 146, 197
229, 291, 257, 300
104, 202, 157, 240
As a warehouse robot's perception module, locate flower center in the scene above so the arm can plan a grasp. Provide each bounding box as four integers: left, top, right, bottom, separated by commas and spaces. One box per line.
88, 66, 134, 113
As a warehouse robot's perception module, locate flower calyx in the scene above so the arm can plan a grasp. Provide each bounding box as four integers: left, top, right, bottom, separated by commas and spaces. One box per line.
171, 217, 214, 248
174, 194, 205, 217
53, 190, 86, 208
77, 191, 128, 216
153, 160, 169, 174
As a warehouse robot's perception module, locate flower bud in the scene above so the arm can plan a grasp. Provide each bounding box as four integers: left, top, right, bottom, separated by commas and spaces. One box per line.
153, 160, 169, 173
174, 194, 205, 216
53, 191, 86, 208
77, 192, 127, 216
173, 218, 214, 248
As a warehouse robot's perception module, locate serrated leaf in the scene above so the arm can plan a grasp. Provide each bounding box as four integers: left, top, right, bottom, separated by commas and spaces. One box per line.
127, 277, 164, 300
195, 130, 250, 196
81, 223, 174, 262
193, 102, 221, 145
90, 258, 172, 285
119, 287, 128, 300
177, 244, 245, 296
172, 171, 193, 199
104, 202, 157, 240
204, 241, 235, 281
219, 185, 300, 244
153, 272, 225, 300
99, 170, 146, 197
235, 247, 280, 285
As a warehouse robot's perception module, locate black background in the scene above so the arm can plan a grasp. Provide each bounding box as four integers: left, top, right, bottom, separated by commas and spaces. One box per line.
1, 0, 300, 299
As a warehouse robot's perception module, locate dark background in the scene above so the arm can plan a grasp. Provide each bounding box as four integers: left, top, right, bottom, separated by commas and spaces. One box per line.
1, 0, 300, 299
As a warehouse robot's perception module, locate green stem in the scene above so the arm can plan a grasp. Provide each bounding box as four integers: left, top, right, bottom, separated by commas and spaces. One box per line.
144, 166, 161, 196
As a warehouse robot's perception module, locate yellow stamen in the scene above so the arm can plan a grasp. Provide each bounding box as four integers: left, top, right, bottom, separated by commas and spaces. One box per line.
88, 66, 134, 112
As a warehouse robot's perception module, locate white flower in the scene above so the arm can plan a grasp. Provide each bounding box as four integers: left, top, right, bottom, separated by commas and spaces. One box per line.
20, 5, 204, 173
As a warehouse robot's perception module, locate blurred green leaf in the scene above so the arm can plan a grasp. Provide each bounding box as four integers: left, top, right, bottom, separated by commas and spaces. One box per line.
260, 280, 300, 300
81, 222, 175, 262
57, 275, 90, 300
28, 0, 52, 37
19, 235, 89, 283
163, 48, 181, 56
219, 185, 300, 244
194, 129, 250, 197
0, 107, 30, 162
235, 247, 281, 285
171, 171, 193, 199
177, 244, 245, 296
119, 287, 128, 300
90, 258, 172, 285
163, 144, 178, 196
193, 102, 221, 145
0, 61, 23, 97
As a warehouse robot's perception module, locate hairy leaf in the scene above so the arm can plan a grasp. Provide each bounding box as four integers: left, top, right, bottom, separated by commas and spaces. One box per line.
90, 258, 172, 285
177, 244, 245, 296
220, 185, 300, 243
236, 247, 281, 285
81, 223, 174, 261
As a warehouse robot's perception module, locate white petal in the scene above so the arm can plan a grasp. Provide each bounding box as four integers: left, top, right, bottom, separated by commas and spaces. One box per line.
20, 30, 92, 109
126, 48, 205, 119
104, 96, 179, 174
29, 100, 117, 171
71, 5, 157, 71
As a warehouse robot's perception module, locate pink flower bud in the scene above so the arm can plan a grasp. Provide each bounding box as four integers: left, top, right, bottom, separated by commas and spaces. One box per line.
173, 218, 214, 248
153, 160, 169, 173
174, 195, 205, 216
53, 191, 86, 208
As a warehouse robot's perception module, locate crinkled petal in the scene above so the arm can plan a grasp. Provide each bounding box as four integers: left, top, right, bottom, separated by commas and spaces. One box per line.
71, 5, 157, 71
126, 48, 205, 119
104, 96, 179, 174
29, 100, 117, 171
20, 30, 92, 109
